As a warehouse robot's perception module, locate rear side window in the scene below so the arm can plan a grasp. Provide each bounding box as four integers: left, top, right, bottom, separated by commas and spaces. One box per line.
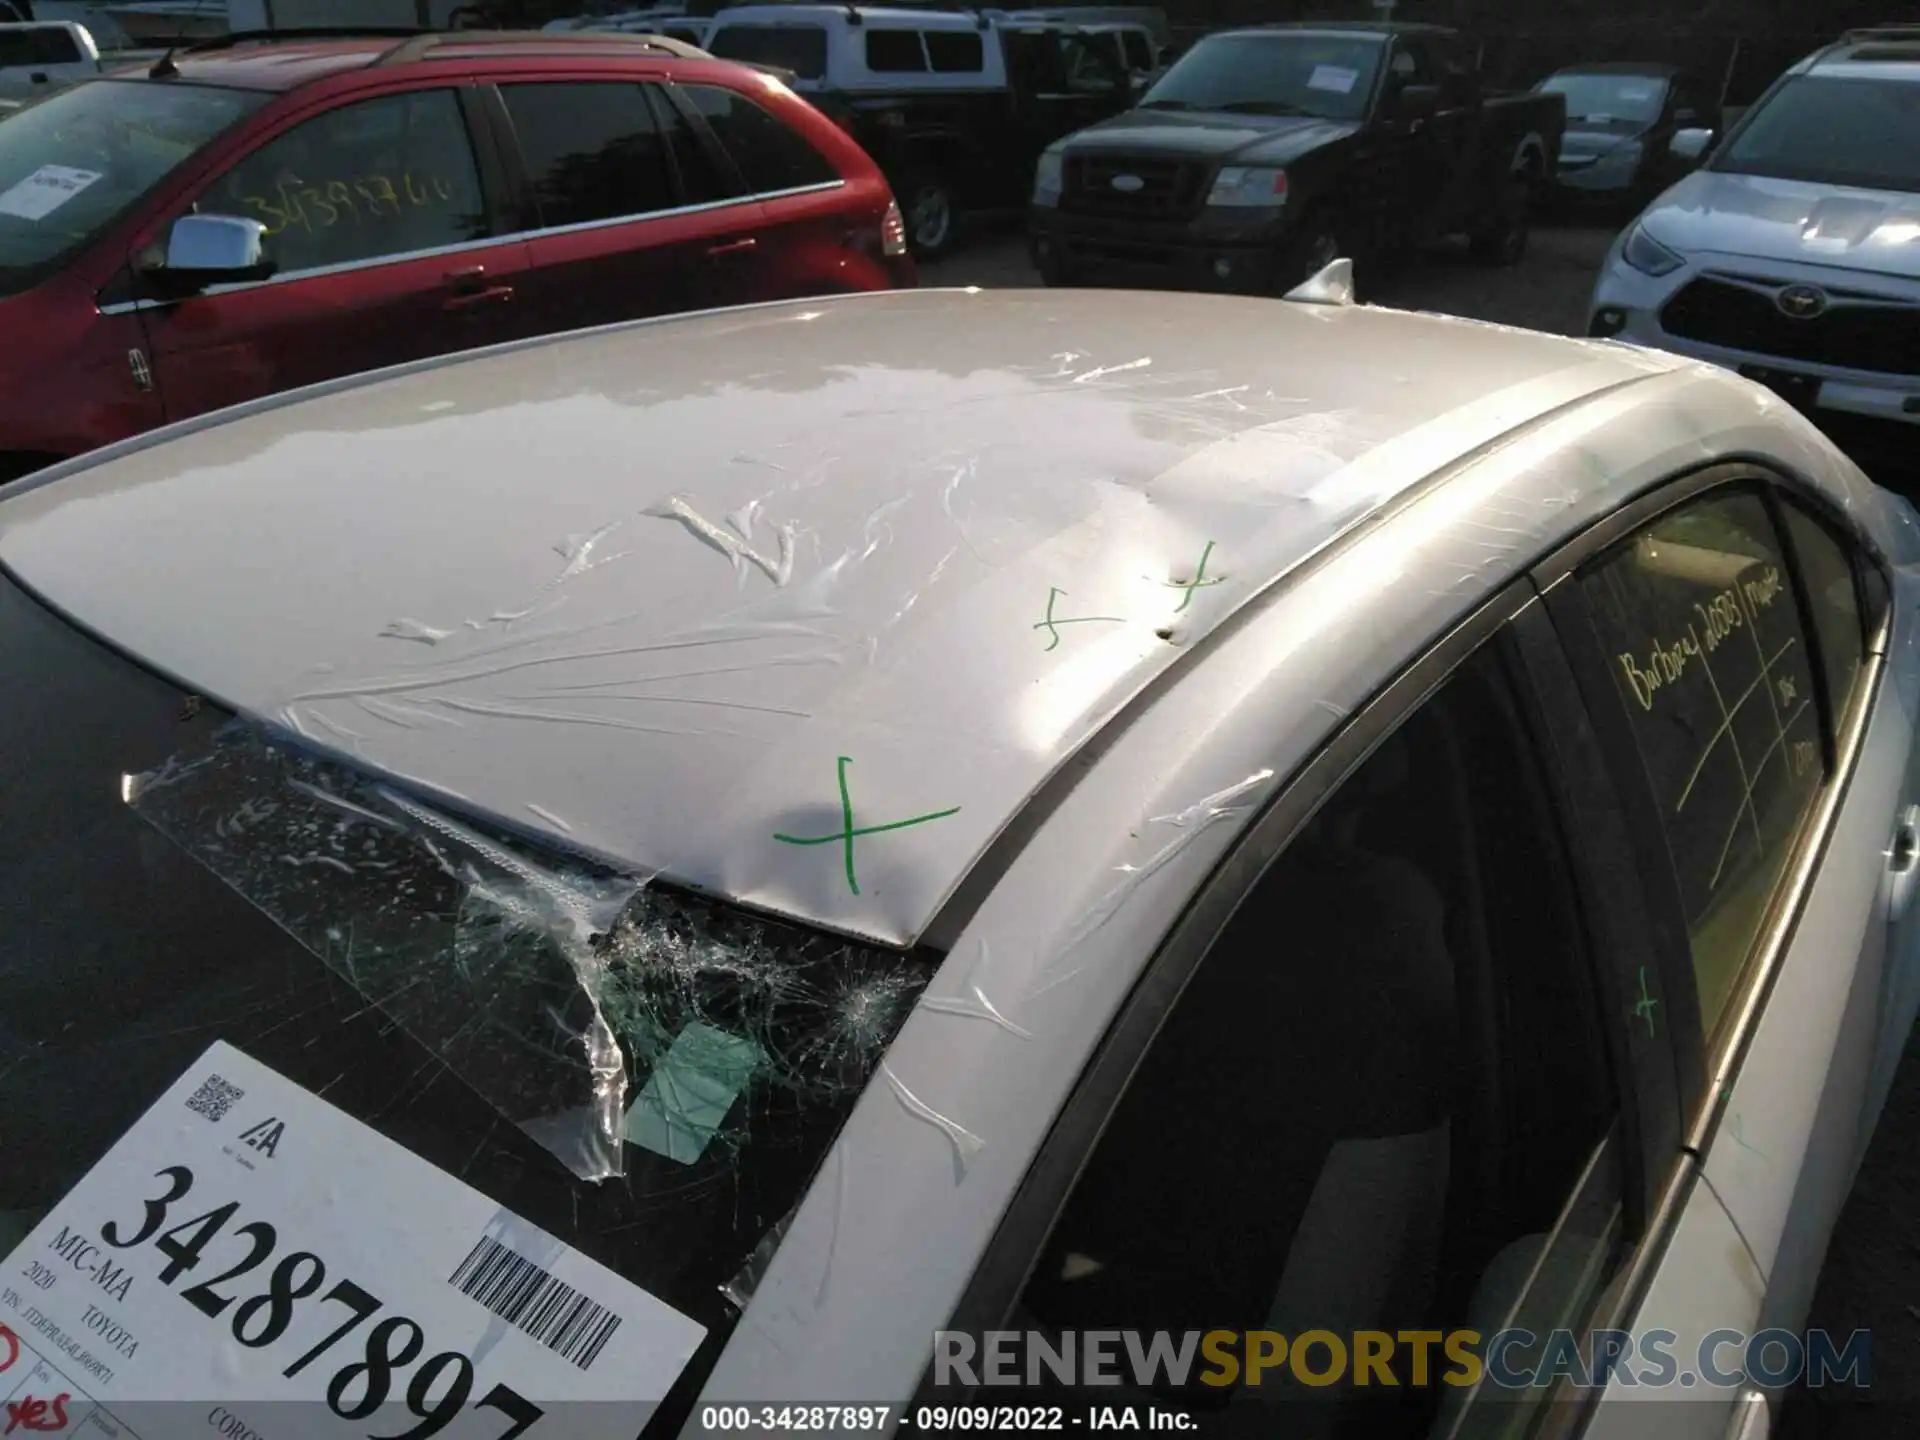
1576, 488, 1824, 1039
866, 29, 926, 73
681, 84, 839, 193
926, 29, 985, 73
1780, 502, 1868, 723
502, 82, 675, 228
654, 87, 734, 206
198, 88, 487, 275
0, 26, 82, 65
708, 24, 829, 81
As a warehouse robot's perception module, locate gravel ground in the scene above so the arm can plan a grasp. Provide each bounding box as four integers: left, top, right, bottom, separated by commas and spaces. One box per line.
928, 215, 1920, 1432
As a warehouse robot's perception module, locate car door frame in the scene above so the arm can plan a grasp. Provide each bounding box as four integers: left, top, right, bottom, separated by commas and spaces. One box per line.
1514, 459, 1897, 1436
918, 569, 1684, 1421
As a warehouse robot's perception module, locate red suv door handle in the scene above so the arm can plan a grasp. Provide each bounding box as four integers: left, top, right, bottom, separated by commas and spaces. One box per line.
707, 237, 758, 258
443, 266, 514, 310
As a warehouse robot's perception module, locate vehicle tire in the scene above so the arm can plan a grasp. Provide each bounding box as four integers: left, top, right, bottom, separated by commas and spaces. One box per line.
1276, 212, 1351, 296
902, 172, 962, 262
1470, 171, 1532, 267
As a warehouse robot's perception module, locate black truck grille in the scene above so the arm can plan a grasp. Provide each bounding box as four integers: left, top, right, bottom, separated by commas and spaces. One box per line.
1660, 277, 1920, 377
1062, 155, 1206, 221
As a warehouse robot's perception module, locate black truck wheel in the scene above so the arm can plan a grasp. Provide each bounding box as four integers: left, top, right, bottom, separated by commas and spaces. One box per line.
1470, 172, 1532, 267
902, 172, 961, 261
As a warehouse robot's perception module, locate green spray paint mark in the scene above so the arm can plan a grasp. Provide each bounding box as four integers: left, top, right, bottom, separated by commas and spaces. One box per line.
1033, 586, 1126, 652
1727, 1111, 1767, 1160
1162, 540, 1226, 613
773, 755, 961, 895
1634, 965, 1660, 1038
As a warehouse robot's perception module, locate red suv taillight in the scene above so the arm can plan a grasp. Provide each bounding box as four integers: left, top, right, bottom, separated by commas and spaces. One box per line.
881, 199, 907, 258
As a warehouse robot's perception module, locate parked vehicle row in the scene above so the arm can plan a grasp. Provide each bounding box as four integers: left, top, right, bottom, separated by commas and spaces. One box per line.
0, 25, 912, 481
706, 3, 1139, 259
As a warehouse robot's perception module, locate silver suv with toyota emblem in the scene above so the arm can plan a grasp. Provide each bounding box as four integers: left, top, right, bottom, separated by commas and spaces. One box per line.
1587, 25, 1920, 448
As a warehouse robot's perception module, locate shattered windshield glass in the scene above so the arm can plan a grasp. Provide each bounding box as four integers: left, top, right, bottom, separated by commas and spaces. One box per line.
0, 567, 937, 1432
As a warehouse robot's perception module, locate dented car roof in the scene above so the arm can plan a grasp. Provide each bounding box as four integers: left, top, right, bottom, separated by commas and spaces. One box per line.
0, 288, 1686, 946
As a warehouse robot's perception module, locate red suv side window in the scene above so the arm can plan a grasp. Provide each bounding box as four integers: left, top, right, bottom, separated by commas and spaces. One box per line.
500, 82, 677, 229
197, 88, 488, 274
679, 84, 840, 195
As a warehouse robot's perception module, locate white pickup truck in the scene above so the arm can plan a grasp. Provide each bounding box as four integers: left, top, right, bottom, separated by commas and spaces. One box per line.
0, 20, 101, 110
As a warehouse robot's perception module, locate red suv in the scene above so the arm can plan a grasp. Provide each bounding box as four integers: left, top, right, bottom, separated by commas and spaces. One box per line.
0, 28, 914, 481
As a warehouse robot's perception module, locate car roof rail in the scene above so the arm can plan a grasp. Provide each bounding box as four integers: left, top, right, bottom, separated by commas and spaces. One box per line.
1842, 22, 1920, 40
147, 25, 427, 75
374, 27, 708, 64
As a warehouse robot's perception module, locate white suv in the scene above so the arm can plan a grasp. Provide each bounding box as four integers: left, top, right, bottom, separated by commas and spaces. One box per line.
1588, 25, 1920, 440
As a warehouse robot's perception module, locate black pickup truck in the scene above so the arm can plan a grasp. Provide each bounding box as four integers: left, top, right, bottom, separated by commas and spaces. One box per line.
1029, 21, 1566, 294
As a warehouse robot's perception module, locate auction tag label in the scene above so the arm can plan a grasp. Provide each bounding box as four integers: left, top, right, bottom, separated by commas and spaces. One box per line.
1306, 64, 1358, 95
0, 165, 102, 221
0, 1041, 705, 1440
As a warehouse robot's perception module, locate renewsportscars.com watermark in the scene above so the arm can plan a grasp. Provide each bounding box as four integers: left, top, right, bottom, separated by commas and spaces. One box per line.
933, 1328, 1873, 1392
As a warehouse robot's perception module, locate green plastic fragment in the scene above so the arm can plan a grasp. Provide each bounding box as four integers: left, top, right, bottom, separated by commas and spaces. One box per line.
624, 1021, 765, 1164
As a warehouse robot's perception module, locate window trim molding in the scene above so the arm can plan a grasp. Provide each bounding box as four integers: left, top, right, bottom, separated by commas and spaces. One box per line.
94, 183, 846, 315
914, 575, 1636, 1411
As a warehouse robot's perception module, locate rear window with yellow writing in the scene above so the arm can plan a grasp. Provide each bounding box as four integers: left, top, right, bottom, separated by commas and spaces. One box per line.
196, 87, 487, 274
1578, 487, 1823, 1038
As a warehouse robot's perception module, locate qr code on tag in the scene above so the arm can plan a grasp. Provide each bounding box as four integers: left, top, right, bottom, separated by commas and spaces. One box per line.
185, 1074, 244, 1122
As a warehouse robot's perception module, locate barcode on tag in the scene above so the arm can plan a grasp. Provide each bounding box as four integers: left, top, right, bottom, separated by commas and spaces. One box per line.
448, 1235, 625, 1371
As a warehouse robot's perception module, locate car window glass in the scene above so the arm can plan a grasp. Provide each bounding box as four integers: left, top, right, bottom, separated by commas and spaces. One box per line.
865, 28, 926, 73
1138, 32, 1383, 121
1577, 489, 1824, 1041
706, 24, 828, 80
1714, 75, 1920, 193
0, 27, 81, 64
925, 28, 984, 73
0, 78, 266, 292
0, 569, 937, 1440
1780, 500, 1867, 726
1389, 40, 1435, 89
198, 88, 486, 276
680, 83, 838, 193
1009, 639, 1623, 1434
502, 82, 674, 229
653, 85, 733, 205
1120, 29, 1152, 71
1542, 72, 1670, 125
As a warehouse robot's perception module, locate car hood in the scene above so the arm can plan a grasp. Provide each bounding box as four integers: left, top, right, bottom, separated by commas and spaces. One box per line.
1061, 107, 1358, 166
1642, 169, 1920, 281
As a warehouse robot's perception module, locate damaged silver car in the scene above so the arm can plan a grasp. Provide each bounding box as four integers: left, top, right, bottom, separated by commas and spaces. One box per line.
3, 283, 1920, 1440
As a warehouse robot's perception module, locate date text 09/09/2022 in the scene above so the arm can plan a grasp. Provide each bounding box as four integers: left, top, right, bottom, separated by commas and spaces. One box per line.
694, 1407, 1197, 1432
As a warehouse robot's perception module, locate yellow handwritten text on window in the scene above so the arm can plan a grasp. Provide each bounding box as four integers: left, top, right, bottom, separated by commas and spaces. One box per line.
234, 171, 459, 236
